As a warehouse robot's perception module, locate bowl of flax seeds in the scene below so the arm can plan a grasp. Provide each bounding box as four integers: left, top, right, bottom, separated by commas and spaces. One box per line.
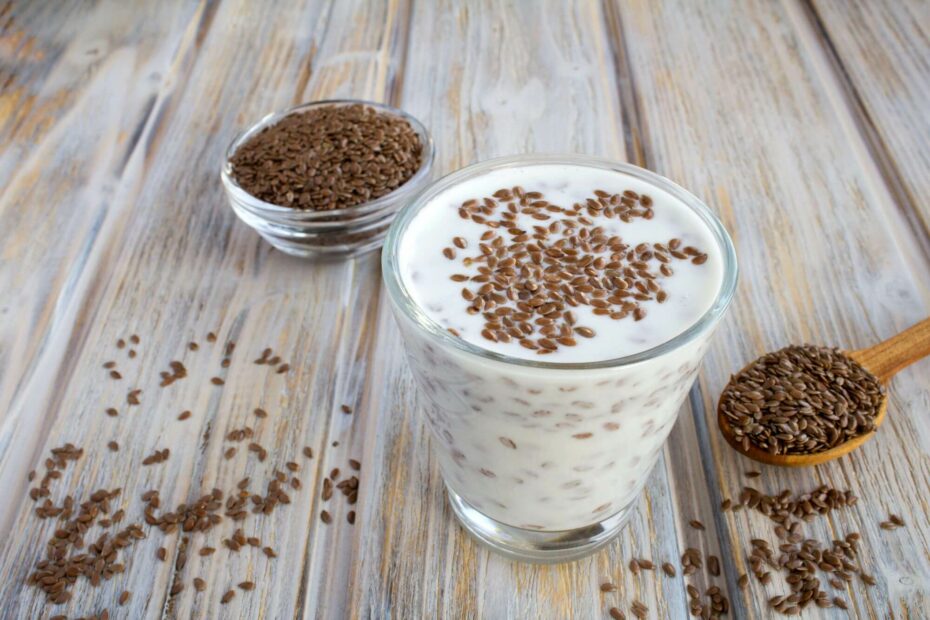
222, 100, 434, 258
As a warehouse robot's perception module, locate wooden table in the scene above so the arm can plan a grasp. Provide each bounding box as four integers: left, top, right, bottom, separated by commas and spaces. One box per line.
1, 1, 927, 618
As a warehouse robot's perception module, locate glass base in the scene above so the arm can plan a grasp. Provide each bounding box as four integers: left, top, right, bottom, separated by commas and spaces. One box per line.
259, 231, 386, 259
447, 486, 632, 563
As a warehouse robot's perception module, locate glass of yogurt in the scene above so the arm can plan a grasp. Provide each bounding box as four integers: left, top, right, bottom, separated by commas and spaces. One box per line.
382, 155, 737, 562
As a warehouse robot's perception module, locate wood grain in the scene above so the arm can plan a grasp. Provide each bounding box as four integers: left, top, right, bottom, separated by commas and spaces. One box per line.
611, 0, 930, 617
0, 0, 927, 619
806, 0, 930, 260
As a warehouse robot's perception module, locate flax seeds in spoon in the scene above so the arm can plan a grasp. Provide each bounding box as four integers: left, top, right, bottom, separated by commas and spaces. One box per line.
719, 345, 885, 455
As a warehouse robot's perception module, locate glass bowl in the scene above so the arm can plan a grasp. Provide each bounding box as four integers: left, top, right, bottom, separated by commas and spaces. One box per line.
221, 100, 435, 258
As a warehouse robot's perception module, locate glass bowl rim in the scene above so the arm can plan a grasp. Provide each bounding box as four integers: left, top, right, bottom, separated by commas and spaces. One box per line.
381, 153, 739, 371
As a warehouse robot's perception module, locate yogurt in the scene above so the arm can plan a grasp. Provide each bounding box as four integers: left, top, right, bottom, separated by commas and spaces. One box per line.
384, 159, 732, 536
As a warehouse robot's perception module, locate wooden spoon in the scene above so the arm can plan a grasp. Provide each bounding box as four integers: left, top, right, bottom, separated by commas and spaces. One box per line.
718, 317, 930, 467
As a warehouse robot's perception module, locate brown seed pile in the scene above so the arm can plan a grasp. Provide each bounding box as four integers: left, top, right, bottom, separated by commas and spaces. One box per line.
719, 483, 883, 614
28, 443, 83, 502
601, 548, 729, 619
27, 485, 143, 604
879, 513, 905, 530
445, 187, 707, 353
229, 104, 423, 210
254, 347, 290, 374
720, 345, 885, 455
319, 459, 360, 525
688, 584, 729, 618
141, 448, 170, 466
24, 330, 313, 614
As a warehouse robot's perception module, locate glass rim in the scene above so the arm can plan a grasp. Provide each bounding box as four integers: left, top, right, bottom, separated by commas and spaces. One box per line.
381, 154, 739, 371
220, 99, 435, 220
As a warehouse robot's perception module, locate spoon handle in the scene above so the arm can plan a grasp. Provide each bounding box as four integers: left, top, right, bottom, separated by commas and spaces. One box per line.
851, 317, 930, 383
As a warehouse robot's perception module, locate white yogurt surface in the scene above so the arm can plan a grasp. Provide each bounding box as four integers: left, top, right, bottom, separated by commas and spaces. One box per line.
398, 164, 723, 362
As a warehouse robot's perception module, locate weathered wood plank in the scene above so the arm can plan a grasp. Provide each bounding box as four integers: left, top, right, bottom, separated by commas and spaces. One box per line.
611, 0, 930, 618
805, 0, 930, 259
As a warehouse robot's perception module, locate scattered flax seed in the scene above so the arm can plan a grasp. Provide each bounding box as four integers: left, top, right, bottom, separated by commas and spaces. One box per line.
689, 519, 705, 530
238, 581, 255, 591
662, 562, 676, 577
720, 499, 732, 511
349, 459, 361, 470
745, 470, 761, 478
631, 600, 648, 619
108, 441, 119, 451
221, 590, 235, 604
303, 446, 314, 459
276, 363, 290, 374
193, 578, 206, 592
127, 389, 141, 405
224, 447, 237, 459
341, 404, 353, 414
199, 547, 216, 556
142, 448, 170, 466
320, 510, 332, 524
130, 334, 140, 345
117, 338, 126, 349
286, 461, 299, 472
128, 349, 137, 358
110, 370, 122, 380
347, 511, 356, 524
156, 547, 167, 561
637, 558, 655, 571
889, 513, 905, 527
221, 358, 231, 368
106, 408, 118, 417
119, 591, 130, 605
628, 558, 640, 575
211, 377, 225, 386
103, 360, 116, 369
263, 546, 277, 558
178, 410, 192, 421
708, 555, 721, 576
608, 608, 625, 620
254, 408, 268, 419
188, 341, 199, 351
600, 582, 617, 592
206, 332, 217, 343
738, 573, 749, 589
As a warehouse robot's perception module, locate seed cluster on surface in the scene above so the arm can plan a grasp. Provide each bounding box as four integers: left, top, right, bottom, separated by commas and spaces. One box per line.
229, 104, 424, 210
21, 328, 357, 617
600, 546, 729, 619
444, 186, 707, 354
717, 483, 890, 615
720, 345, 885, 455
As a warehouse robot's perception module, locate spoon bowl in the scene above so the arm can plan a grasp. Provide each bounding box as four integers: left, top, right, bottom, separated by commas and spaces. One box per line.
717, 317, 930, 467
